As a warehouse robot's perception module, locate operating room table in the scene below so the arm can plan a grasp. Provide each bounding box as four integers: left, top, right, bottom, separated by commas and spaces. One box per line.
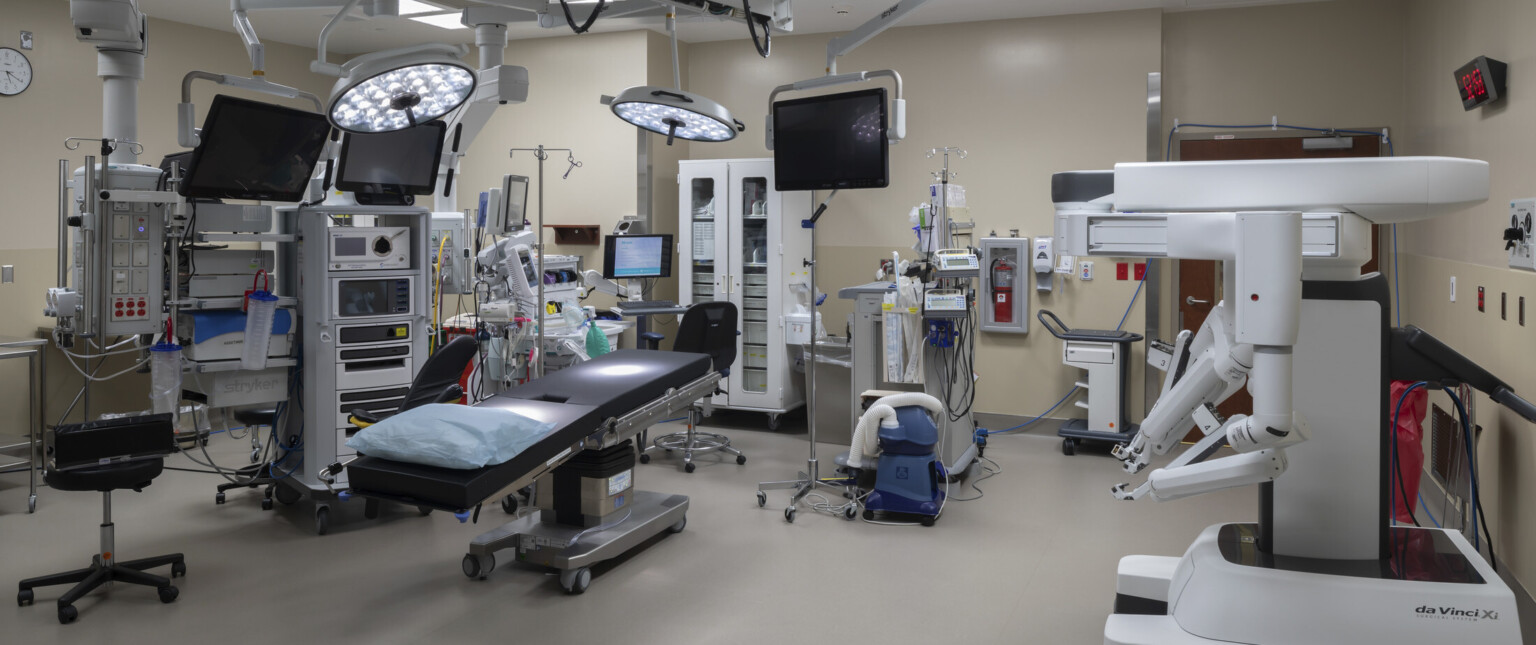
332, 349, 721, 594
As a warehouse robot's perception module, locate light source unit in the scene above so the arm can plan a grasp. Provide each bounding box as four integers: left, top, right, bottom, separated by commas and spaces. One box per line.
326, 44, 476, 134
608, 86, 743, 145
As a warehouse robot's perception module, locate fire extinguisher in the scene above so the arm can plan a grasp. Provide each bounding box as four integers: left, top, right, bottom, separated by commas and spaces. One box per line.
992, 258, 1015, 323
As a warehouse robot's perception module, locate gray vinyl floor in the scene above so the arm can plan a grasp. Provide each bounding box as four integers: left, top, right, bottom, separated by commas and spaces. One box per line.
0, 414, 1254, 644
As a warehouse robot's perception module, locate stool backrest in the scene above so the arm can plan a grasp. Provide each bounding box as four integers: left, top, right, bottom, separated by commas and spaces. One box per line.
400, 336, 479, 411
672, 302, 738, 375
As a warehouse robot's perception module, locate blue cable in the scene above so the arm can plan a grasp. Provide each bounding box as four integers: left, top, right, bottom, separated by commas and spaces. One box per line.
1392, 225, 1402, 327
1418, 493, 1441, 528
1388, 381, 1428, 534
1444, 388, 1480, 551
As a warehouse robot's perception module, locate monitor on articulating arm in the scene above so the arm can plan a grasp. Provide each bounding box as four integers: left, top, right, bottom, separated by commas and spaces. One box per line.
602, 234, 673, 280
335, 121, 447, 206
179, 94, 331, 203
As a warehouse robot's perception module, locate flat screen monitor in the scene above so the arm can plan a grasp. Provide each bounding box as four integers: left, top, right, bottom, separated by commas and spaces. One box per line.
497, 174, 529, 233
602, 234, 673, 280
772, 88, 889, 192
335, 122, 446, 201
180, 95, 332, 202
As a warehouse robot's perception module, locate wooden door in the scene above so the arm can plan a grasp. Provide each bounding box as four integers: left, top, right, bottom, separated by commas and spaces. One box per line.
1174, 134, 1382, 437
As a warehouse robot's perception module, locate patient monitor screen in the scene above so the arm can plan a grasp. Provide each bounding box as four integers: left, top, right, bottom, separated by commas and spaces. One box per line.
603, 234, 673, 280
335, 122, 446, 196
180, 94, 331, 202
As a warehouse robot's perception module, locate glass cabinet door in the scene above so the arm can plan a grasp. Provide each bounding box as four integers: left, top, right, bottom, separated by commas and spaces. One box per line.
739, 175, 770, 394
688, 177, 717, 304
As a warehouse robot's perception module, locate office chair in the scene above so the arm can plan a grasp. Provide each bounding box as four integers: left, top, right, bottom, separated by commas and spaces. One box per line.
18, 415, 185, 624
639, 302, 742, 472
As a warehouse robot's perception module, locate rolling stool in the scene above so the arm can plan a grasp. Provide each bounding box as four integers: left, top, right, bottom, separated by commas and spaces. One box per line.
214, 407, 292, 509
637, 303, 744, 473
17, 459, 185, 623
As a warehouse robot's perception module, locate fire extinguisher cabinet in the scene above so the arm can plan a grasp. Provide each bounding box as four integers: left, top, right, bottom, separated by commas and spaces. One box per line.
980, 236, 1030, 334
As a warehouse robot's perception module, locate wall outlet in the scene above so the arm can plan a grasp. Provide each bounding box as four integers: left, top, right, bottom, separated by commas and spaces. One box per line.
1079, 261, 1094, 281
1116, 262, 1129, 280
1134, 262, 1146, 280
1478, 286, 1484, 312
0, 265, 11, 284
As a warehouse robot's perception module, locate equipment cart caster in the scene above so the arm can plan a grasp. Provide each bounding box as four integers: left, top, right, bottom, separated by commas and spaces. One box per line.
1062, 438, 1077, 456
314, 505, 330, 536
560, 567, 591, 595
462, 553, 495, 580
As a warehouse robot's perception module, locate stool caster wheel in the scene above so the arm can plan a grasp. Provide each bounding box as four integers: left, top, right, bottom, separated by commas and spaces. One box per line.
314, 506, 330, 536
638, 453, 650, 464
844, 506, 857, 521
171, 562, 186, 578
158, 586, 179, 603
784, 506, 796, 523
863, 509, 875, 521
560, 567, 591, 595
17, 589, 33, 606
462, 553, 494, 580
215, 492, 226, 505
920, 517, 936, 527
1062, 438, 1077, 456
501, 495, 518, 515
684, 462, 696, 474
250, 449, 261, 463
261, 498, 273, 511
58, 604, 78, 624
736, 455, 747, 465
756, 491, 767, 508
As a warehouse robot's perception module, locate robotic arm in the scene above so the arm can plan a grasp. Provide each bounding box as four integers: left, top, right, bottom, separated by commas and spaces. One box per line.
581, 270, 638, 300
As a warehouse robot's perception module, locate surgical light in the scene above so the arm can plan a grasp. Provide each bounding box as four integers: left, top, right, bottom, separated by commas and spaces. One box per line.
326, 45, 475, 134
609, 87, 742, 145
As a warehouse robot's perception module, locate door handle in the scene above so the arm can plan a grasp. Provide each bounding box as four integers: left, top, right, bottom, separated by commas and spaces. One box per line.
1186, 296, 1210, 306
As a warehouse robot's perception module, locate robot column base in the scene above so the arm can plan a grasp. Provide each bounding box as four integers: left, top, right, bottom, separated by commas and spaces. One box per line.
1105, 523, 1521, 645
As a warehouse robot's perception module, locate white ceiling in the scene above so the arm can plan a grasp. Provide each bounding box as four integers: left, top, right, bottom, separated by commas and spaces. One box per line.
135, 0, 1329, 56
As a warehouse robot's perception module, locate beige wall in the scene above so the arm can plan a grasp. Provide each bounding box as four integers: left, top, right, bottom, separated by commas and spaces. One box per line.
1399, 0, 1536, 599
686, 10, 1163, 418
0, 1, 333, 429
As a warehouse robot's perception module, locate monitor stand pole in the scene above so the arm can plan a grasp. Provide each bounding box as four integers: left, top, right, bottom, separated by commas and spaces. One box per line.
757, 190, 850, 523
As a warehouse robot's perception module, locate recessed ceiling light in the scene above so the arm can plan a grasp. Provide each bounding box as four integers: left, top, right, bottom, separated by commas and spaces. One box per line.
409, 12, 468, 29
397, 0, 447, 16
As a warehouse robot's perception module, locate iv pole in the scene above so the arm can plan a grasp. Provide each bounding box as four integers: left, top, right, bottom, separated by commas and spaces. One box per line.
754, 0, 930, 524
510, 145, 582, 379
756, 190, 840, 523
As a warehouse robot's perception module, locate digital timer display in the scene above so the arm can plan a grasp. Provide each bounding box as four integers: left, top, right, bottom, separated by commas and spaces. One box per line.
1454, 56, 1507, 111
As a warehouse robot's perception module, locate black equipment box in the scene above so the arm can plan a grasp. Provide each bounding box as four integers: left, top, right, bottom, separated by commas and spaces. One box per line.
46, 413, 175, 471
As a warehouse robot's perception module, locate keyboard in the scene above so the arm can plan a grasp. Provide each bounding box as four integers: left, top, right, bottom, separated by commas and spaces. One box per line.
619, 300, 677, 310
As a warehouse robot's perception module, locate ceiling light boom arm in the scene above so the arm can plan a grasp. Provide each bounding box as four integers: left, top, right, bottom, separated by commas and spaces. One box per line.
765, 69, 905, 150
824, 0, 931, 75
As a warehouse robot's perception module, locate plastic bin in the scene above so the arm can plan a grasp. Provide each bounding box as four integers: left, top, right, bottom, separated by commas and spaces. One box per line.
743, 296, 767, 310
743, 308, 767, 322
744, 321, 768, 345
744, 274, 767, 286
742, 368, 768, 392
743, 285, 767, 298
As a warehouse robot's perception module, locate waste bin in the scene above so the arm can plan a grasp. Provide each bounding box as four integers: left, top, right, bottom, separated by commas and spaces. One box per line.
798, 337, 853, 447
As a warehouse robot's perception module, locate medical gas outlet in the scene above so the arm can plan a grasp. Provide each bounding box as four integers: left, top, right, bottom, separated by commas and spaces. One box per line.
1508, 198, 1535, 273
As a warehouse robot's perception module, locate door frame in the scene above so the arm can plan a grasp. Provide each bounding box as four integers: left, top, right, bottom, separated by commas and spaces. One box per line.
1166, 126, 1390, 332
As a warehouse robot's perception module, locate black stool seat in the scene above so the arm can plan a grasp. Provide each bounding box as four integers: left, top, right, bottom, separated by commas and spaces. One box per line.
45, 460, 162, 492
234, 407, 280, 427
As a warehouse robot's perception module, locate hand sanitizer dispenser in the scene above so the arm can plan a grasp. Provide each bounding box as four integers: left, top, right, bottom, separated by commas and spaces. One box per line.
1033, 237, 1055, 292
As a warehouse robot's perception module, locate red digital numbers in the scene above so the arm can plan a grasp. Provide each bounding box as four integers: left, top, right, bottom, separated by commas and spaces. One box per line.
1461, 68, 1487, 100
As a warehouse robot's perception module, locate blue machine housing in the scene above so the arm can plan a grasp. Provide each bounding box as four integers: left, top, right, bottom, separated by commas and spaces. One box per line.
864, 406, 945, 521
